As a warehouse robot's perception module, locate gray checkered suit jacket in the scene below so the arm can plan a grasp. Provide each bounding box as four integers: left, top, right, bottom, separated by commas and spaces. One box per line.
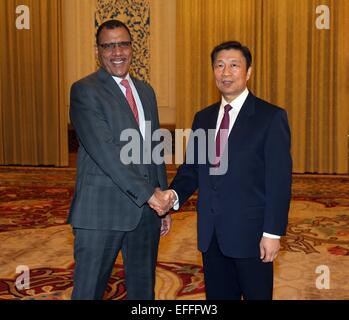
68, 68, 167, 231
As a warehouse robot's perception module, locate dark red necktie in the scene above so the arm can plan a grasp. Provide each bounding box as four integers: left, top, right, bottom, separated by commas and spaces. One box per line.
121, 79, 139, 125
215, 104, 232, 165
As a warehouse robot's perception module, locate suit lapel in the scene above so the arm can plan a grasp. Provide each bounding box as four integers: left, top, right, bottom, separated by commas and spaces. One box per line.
207, 103, 220, 131
211, 92, 256, 183
132, 77, 153, 123
203, 95, 256, 156
97, 68, 141, 128
204, 103, 220, 186
227, 92, 256, 152
207, 103, 220, 162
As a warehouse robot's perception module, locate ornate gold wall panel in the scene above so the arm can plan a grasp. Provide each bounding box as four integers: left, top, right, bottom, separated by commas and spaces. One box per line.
96, 0, 150, 82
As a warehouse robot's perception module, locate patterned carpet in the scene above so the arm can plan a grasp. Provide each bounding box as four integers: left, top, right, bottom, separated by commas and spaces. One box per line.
0, 166, 349, 299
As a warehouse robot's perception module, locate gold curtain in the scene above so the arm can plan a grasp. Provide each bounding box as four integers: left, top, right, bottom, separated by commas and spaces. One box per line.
149, 0, 177, 125
62, 0, 97, 124
0, 0, 68, 166
176, 0, 262, 130
176, 0, 349, 174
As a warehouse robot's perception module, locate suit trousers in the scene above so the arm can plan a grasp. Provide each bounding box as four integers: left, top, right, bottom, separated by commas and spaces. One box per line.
202, 231, 273, 300
71, 206, 161, 300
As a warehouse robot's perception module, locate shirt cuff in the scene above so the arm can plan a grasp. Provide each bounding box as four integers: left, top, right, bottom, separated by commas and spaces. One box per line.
171, 189, 179, 211
263, 232, 280, 239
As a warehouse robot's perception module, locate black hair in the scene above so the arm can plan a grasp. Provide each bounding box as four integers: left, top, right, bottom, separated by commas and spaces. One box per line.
211, 41, 252, 70
96, 19, 132, 45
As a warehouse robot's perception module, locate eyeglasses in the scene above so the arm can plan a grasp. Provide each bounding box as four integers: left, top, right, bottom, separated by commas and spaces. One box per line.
98, 41, 132, 52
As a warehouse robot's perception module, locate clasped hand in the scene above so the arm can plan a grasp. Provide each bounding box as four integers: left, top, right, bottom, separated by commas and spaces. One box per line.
148, 188, 176, 216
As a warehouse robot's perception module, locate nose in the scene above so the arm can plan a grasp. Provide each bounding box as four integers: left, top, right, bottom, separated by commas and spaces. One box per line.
111, 44, 122, 55
223, 65, 232, 76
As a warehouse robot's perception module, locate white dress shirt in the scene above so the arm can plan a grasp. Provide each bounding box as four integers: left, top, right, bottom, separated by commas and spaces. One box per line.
112, 74, 146, 139
215, 87, 249, 138
172, 87, 280, 239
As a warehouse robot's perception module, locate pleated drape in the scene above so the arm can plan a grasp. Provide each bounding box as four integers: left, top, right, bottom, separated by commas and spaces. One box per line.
0, 0, 68, 166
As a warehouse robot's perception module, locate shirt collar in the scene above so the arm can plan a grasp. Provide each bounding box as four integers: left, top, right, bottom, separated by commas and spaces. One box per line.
220, 87, 249, 112
112, 73, 132, 86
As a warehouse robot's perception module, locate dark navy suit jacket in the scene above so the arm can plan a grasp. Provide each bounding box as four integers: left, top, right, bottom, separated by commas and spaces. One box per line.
170, 92, 292, 258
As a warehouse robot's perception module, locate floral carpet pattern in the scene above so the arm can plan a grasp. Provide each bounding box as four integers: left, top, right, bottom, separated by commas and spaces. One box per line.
0, 167, 349, 299
0, 261, 204, 300
282, 213, 349, 255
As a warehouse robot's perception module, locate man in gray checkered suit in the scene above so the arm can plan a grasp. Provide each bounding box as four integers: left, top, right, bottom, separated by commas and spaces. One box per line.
68, 20, 173, 300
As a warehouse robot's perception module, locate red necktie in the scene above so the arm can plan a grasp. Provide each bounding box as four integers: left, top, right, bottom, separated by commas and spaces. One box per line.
121, 79, 139, 125
214, 104, 232, 166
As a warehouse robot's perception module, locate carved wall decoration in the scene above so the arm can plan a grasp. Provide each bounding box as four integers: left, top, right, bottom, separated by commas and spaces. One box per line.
96, 0, 150, 82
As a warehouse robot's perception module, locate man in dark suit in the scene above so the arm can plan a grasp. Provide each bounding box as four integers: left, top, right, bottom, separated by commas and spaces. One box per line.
166, 41, 292, 300
68, 20, 173, 300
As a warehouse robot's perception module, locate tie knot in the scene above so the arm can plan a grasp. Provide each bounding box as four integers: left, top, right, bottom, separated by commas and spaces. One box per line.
121, 79, 130, 88
224, 104, 232, 113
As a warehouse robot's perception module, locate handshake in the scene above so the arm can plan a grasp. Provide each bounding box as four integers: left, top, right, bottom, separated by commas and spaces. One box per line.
148, 188, 177, 216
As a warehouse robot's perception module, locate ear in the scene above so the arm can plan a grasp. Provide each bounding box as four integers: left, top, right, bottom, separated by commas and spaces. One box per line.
246, 66, 252, 81
95, 45, 101, 67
